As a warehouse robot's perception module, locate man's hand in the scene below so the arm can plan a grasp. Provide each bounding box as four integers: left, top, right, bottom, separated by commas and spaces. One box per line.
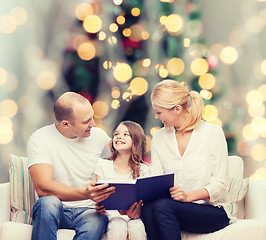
86, 182, 115, 202
118, 200, 142, 219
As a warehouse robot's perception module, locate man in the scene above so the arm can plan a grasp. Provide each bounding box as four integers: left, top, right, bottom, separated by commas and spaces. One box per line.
27, 92, 115, 240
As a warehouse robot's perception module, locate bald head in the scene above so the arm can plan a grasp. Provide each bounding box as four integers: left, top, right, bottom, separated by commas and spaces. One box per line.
54, 92, 90, 123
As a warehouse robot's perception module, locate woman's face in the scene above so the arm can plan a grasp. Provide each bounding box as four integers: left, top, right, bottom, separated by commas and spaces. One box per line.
112, 124, 133, 152
153, 104, 179, 128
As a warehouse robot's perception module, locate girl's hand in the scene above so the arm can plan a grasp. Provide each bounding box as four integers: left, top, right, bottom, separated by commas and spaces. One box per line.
170, 185, 189, 202
118, 200, 142, 219
95, 203, 106, 215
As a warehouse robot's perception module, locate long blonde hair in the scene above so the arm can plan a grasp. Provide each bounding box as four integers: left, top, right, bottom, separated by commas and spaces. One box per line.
151, 79, 204, 132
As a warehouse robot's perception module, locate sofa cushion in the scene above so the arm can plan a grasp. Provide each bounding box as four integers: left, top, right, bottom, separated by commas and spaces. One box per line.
9, 154, 36, 224
181, 219, 266, 240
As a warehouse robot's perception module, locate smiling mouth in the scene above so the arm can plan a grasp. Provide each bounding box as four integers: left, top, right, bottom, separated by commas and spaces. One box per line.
115, 141, 125, 144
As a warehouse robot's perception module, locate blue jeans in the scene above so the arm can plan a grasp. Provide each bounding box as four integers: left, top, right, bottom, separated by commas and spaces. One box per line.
31, 196, 108, 240
141, 198, 229, 240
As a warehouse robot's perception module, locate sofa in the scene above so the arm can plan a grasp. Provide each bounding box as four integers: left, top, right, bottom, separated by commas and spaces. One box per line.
0, 154, 266, 240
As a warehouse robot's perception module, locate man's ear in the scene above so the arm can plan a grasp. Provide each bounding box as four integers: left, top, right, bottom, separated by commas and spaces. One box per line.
174, 105, 182, 115
61, 120, 70, 128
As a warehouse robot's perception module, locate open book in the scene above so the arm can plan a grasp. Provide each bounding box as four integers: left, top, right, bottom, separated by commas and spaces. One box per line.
96, 173, 174, 210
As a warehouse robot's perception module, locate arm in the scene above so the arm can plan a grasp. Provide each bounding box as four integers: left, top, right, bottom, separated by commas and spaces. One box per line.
170, 186, 209, 202
30, 164, 114, 202
203, 126, 228, 202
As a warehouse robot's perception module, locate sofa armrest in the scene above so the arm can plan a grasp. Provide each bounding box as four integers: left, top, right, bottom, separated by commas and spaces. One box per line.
245, 180, 266, 223
0, 182, 10, 224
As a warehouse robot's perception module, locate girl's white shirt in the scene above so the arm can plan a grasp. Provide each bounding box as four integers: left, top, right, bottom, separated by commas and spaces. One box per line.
95, 158, 150, 220
150, 120, 235, 220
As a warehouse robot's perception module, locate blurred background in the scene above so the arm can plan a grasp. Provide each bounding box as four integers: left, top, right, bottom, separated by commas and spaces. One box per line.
0, 0, 265, 183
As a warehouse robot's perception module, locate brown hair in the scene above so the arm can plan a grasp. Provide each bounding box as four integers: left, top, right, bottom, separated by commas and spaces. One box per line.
109, 121, 146, 179
151, 79, 204, 131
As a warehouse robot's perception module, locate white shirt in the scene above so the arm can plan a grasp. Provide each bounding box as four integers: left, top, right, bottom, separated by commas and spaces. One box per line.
95, 158, 150, 220
151, 121, 230, 207
95, 158, 150, 180
27, 124, 111, 208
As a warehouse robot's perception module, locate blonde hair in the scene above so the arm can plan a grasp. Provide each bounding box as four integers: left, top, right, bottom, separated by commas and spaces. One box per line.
151, 79, 204, 131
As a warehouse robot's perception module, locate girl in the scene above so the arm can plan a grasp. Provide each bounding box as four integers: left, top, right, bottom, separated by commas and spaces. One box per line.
95, 121, 149, 240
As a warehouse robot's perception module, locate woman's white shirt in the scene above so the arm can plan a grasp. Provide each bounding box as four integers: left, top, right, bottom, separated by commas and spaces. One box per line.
151, 120, 229, 205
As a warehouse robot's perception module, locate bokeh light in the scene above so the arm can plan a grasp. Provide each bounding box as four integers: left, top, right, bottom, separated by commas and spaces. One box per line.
111, 99, 120, 109
0, 15, 17, 33
251, 117, 266, 135
0, 99, 18, 118
167, 58, 185, 76
117, 15, 125, 25
75, 3, 93, 21
83, 15, 102, 33
251, 144, 266, 161
92, 101, 109, 119
10, 7, 27, 25
98, 31, 106, 41
190, 58, 209, 76
260, 59, 266, 75
128, 77, 148, 96
77, 42, 96, 61
220, 46, 238, 65
246, 90, 263, 106
200, 90, 213, 100
131, 7, 140, 17
165, 14, 184, 34
129, 24, 144, 41
37, 71, 57, 90
113, 63, 132, 83
109, 23, 119, 33
242, 124, 259, 141
111, 87, 120, 99
0, 125, 13, 144
258, 84, 266, 100
103, 60, 112, 69
202, 104, 218, 122
198, 73, 216, 90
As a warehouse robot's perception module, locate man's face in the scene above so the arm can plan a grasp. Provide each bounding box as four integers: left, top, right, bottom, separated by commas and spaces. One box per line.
68, 101, 96, 138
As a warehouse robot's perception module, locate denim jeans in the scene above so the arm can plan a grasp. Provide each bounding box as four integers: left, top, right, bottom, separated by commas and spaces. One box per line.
31, 196, 109, 240
141, 198, 229, 240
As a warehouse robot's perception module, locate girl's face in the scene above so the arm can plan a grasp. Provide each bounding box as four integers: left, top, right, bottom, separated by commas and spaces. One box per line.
153, 104, 179, 128
113, 124, 132, 152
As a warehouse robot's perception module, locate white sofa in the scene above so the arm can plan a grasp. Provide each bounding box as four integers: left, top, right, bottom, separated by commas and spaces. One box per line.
0, 155, 266, 240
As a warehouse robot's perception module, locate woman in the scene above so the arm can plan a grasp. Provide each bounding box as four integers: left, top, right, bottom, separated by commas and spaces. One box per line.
141, 80, 232, 240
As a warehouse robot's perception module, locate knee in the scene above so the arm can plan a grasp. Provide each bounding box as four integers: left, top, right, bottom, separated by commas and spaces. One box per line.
33, 196, 63, 219
107, 217, 127, 238
128, 219, 146, 233
153, 198, 176, 215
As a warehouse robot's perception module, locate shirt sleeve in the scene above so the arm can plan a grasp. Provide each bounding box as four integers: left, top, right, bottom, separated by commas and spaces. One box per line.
94, 159, 104, 180
204, 126, 229, 202
150, 135, 165, 176
27, 131, 52, 168
98, 129, 111, 159
140, 163, 151, 177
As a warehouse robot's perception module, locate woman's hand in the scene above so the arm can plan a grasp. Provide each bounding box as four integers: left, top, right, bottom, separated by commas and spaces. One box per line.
95, 203, 106, 215
118, 200, 142, 219
170, 185, 190, 202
